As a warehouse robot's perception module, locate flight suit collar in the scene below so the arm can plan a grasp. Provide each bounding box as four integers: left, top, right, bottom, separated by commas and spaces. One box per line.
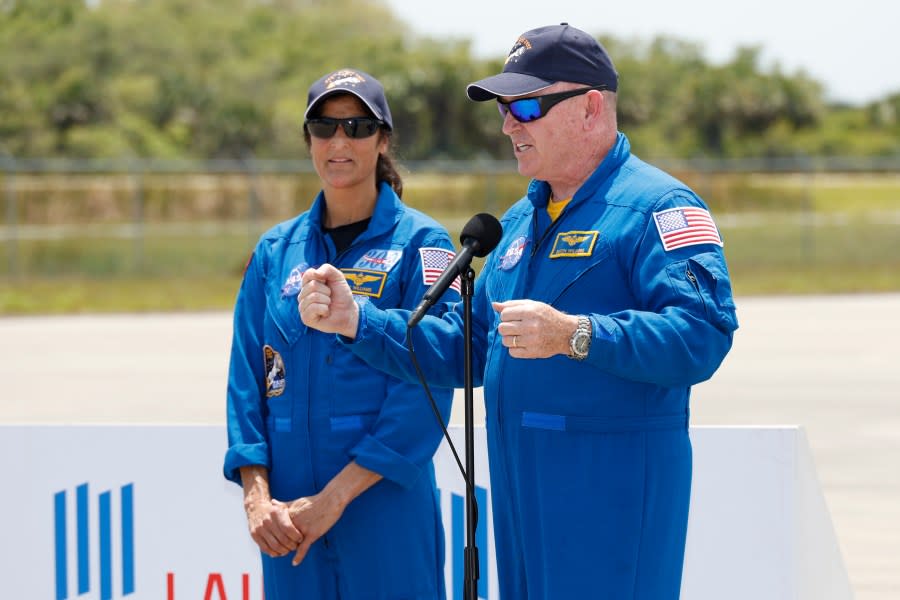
526, 131, 632, 212
295, 181, 403, 246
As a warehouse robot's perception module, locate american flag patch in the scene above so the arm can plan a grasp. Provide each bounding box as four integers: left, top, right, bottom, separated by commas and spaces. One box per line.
653, 207, 723, 251
419, 247, 460, 292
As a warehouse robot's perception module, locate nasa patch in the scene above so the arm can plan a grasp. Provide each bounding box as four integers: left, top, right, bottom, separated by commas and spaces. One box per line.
281, 262, 309, 298
499, 236, 528, 270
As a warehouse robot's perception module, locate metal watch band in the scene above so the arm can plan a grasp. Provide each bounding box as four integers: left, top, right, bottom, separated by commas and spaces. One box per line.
568, 315, 592, 360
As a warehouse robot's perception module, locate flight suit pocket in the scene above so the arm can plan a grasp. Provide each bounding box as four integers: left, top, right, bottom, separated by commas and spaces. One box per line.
266, 297, 306, 348
666, 252, 737, 332
326, 412, 379, 461
544, 235, 614, 308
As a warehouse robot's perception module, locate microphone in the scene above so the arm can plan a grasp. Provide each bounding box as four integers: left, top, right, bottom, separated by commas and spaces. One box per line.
407, 213, 503, 328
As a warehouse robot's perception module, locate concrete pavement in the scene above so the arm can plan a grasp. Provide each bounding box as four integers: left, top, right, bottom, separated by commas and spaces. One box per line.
2, 293, 898, 598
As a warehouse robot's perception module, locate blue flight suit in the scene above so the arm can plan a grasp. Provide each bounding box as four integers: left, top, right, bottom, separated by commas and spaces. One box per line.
224, 182, 456, 599
344, 133, 739, 599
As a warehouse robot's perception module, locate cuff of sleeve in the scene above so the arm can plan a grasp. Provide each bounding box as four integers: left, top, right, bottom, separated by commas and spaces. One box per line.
587, 314, 619, 359
223, 443, 270, 485
350, 434, 422, 489
338, 299, 385, 346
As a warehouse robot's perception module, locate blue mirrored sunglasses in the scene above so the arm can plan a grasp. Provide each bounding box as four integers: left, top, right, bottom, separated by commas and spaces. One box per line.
497, 85, 610, 123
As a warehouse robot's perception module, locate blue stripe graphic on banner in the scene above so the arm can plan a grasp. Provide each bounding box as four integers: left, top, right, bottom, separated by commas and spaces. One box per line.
99, 491, 112, 600
122, 484, 135, 595
77, 483, 90, 594
54, 491, 68, 600
476, 486, 487, 600
54, 482, 138, 599
448, 487, 489, 600
452, 493, 464, 600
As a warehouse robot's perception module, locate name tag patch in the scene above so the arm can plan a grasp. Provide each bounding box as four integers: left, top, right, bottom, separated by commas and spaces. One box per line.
341, 268, 388, 298
549, 231, 599, 258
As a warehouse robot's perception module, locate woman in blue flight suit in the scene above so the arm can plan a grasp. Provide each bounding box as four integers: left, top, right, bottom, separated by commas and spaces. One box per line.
223, 69, 456, 599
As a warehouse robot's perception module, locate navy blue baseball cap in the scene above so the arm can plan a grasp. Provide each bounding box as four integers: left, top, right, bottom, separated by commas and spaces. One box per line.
467, 23, 618, 101
305, 68, 393, 130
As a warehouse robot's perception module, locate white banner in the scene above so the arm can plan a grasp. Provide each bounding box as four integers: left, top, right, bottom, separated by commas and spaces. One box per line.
0, 425, 850, 600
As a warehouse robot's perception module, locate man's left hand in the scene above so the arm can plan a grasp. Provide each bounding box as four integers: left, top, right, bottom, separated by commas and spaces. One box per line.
492, 299, 580, 359
283, 493, 345, 567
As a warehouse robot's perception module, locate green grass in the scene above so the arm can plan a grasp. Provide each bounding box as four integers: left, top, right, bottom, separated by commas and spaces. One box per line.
2, 171, 899, 314
725, 219, 900, 295
0, 224, 256, 314
0, 276, 241, 314
2, 216, 898, 315
745, 173, 900, 214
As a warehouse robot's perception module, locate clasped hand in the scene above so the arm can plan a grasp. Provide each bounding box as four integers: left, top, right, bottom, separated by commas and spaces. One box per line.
245, 492, 345, 566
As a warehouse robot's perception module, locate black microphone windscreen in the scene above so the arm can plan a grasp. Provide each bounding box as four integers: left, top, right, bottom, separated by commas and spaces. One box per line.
460, 213, 503, 258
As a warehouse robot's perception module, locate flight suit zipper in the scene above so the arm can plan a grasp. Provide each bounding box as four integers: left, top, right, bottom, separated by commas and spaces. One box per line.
686, 265, 708, 317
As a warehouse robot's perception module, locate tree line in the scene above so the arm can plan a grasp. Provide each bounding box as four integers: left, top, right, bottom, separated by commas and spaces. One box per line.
2, 0, 898, 162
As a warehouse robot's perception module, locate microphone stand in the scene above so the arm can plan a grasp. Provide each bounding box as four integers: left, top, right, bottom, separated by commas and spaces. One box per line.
461, 265, 479, 600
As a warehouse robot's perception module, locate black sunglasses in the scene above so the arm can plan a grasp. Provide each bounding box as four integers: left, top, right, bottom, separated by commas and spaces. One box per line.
497, 85, 610, 123
305, 117, 384, 139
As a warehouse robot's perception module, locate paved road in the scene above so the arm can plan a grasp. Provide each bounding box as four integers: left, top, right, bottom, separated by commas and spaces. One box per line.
2, 294, 898, 599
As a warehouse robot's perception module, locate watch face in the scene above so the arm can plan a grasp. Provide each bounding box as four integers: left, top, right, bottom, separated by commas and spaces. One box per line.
569, 316, 591, 360
574, 333, 590, 355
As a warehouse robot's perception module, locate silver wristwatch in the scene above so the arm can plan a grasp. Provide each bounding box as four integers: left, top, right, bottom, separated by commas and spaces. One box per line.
568, 315, 592, 360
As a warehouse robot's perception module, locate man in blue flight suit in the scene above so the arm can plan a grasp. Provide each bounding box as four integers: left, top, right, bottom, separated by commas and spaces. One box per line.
299, 25, 738, 600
